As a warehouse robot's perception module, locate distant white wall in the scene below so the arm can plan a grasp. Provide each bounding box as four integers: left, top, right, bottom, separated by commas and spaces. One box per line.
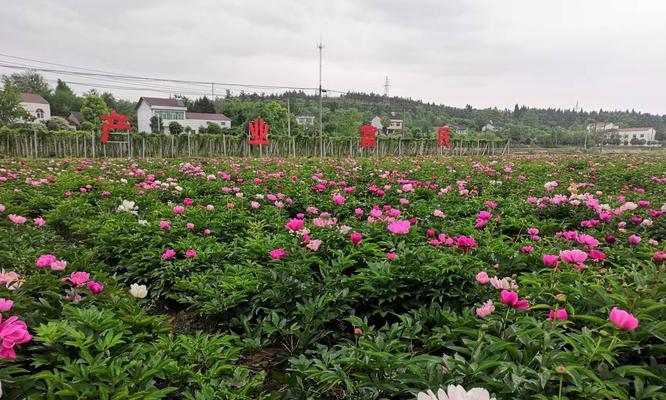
137, 101, 153, 133
20, 102, 51, 121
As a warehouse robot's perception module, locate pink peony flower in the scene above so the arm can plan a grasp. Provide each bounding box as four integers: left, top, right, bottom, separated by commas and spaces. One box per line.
475, 271, 490, 284
160, 220, 170, 229
559, 249, 588, 264
609, 307, 639, 331
35, 254, 57, 268
0, 299, 13, 312
628, 234, 641, 245
332, 193, 346, 205
161, 248, 176, 259
50, 260, 67, 271
65, 293, 81, 302
185, 249, 197, 258
476, 300, 495, 318
387, 220, 411, 235
588, 249, 606, 262
172, 205, 185, 214
86, 281, 104, 294
653, 250, 665, 263
549, 308, 568, 321
8, 214, 26, 224
63, 271, 90, 287
386, 252, 396, 260
521, 246, 534, 253
269, 248, 288, 260
34, 217, 45, 226
455, 235, 477, 253
350, 232, 362, 245
500, 290, 529, 309
0, 315, 32, 359
186, 222, 195, 230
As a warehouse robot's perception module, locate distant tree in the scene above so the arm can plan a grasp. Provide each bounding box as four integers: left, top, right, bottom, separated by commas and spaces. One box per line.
80, 96, 109, 129
168, 121, 183, 135
3, 72, 51, 99
0, 82, 30, 123
47, 116, 71, 131
190, 96, 216, 113
198, 125, 207, 134
150, 115, 162, 133
101, 92, 117, 110
175, 95, 192, 110
206, 122, 223, 134
50, 79, 81, 116
80, 121, 95, 131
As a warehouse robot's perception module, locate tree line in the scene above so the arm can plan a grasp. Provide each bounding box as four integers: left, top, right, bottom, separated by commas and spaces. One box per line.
1, 71, 664, 146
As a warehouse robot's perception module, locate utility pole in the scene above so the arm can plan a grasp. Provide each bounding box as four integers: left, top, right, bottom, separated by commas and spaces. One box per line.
384, 76, 390, 97
211, 82, 215, 99
286, 97, 292, 156
318, 38, 324, 157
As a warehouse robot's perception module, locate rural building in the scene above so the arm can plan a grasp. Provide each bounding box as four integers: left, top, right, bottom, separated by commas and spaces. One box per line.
387, 112, 404, 135
587, 122, 619, 132
67, 111, 84, 129
136, 97, 231, 133
481, 121, 496, 132
616, 127, 656, 145
295, 113, 315, 125
19, 93, 51, 122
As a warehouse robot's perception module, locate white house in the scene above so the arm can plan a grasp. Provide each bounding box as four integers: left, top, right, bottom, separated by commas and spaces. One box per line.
371, 116, 383, 130
295, 113, 315, 126
481, 121, 496, 132
19, 93, 51, 122
616, 127, 656, 145
136, 97, 231, 133
387, 112, 403, 135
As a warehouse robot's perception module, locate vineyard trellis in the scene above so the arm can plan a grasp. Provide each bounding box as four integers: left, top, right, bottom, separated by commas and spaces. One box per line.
0, 129, 510, 158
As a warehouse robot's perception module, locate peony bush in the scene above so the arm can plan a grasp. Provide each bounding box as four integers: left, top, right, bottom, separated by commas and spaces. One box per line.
0, 155, 664, 399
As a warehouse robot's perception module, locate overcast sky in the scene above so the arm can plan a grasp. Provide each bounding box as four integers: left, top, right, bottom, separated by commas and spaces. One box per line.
2, 0, 665, 114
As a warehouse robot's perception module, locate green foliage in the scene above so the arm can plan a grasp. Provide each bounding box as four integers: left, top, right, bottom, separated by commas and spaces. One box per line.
80, 95, 109, 128
0, 81, 30, 123
168, 121, 183, 135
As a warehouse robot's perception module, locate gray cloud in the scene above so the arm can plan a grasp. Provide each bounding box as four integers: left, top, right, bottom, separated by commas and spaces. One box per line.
1, 0, 665, 114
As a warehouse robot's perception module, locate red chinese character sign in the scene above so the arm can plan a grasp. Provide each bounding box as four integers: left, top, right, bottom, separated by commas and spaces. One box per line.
360, 124, 378, 148
247, 118, 270, 145
99, 111, 131, 144
438, 126, 451, 149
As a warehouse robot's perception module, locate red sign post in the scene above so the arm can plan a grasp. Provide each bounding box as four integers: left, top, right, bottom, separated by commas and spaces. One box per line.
100, 111, 131, 144
360, 124, 378, 148
247, 118, 270, 145
438, 126, 451, 149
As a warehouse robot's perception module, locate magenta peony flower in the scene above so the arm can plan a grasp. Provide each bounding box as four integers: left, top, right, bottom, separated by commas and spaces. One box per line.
387, 220, 411, 235
86, 281, 104, 294
185, 249, 197, 258
588, 249, 606, 262
63, 271, 90, 287
0, 315, 32, 359
331, 193, 346, 205
161, 248, 176, 259
350, 232, 362, 245
653, 250, 665, 263
172, 205, 185, 214
609, 307, 639, 331
386, 252, 396, 260
160, 220, 170, 229
549, 308, 568, 321
521, 246, 534, 253
455, 235, 477, 253
628, 234, 641, 245
542, 254, 559, 267
285, 218, 304, 231
500, 290, 529, 309
35, 254, 57, 268
269, 248, 288, 260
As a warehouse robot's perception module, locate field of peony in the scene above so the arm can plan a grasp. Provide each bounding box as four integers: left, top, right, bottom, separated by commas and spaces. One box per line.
0, 155, 664, 399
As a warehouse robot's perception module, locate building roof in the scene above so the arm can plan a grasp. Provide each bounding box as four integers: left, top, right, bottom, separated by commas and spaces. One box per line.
185, 112, 230, 121
20, 93, 49, 104
617, 127, 654, 132
68, 111, 84, 123
297, 112, 315, 117
138, 97, 186, 108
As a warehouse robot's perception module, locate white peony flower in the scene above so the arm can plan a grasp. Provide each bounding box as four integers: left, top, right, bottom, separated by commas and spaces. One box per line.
117, 200, 138, 214
138, 219, 148, 225
129, 283, 148, 298
417, 385, 495, 400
